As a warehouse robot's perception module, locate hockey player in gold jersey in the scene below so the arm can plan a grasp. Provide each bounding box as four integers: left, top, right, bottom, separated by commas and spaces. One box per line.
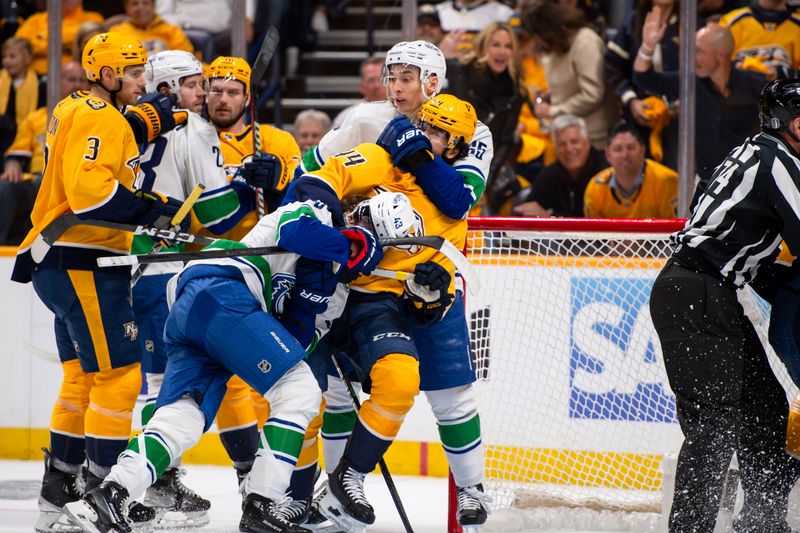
10, 32, 188, 532
206, 56, 301, 237
584, 121, 678, 219
283, 95, 488, 531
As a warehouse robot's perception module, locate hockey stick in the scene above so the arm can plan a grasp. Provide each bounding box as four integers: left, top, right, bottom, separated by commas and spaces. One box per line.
131, 183, 205, 286
328, 352, 415, 533
96, 236, 465, 269
39, 215, 218, 248
384, 236, 481, 296
250, 26, 280, 218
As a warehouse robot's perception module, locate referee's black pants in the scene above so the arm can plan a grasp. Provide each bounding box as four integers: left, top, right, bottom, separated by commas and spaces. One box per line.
650, 261, 800, 533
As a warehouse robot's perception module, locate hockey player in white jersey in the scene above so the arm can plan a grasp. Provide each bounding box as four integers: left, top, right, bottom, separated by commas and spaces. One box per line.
64, 194, 392, 533
130, 50, 257, 527
300, 40, 493, 221
288, 43, 494, 529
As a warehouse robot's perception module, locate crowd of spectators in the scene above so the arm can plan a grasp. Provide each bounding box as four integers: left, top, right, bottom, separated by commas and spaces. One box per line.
0, 0, 798, 246
414, 0, 798, 218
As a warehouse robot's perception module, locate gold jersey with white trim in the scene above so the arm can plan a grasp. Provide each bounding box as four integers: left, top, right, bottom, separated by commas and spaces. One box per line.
12, 91, 141, 281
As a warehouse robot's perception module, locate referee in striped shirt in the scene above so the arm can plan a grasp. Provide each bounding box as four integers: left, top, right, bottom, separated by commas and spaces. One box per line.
650, 78, 800, 533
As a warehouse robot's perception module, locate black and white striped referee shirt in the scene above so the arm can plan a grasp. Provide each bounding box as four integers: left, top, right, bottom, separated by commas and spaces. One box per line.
672, 132, 800, 288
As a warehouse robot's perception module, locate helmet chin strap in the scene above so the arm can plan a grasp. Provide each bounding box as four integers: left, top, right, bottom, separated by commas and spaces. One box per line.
97, 75, 123, 109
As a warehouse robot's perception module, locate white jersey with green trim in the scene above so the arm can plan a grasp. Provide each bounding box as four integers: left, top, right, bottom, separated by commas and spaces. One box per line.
166, 199, 347, 342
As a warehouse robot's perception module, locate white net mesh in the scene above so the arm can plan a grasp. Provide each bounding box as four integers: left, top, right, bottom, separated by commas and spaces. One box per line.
463, 220, 796, 532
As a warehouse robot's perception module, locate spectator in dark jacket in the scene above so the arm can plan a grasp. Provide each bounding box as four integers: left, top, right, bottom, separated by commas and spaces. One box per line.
514, 114, 608, 217
633, 20, 766, 182
605, 0, 705, 170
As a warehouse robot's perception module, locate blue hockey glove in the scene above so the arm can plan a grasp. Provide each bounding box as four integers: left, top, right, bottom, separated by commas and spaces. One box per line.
376, 116, 434, 172
239, 154, 288, 192
404, 261, 453, 324
133, 190, 190, 232
125, 93, 188, 144
281, 257, 338, 349
338, 226, 384, 283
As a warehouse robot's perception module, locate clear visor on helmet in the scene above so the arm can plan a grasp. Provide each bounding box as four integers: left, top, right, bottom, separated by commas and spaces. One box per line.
381, 63, 422, 87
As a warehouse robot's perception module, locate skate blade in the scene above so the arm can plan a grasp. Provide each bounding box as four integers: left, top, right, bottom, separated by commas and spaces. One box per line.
461, 526, 481, 533
318, 491, 367, 533
62, 500, 102, 533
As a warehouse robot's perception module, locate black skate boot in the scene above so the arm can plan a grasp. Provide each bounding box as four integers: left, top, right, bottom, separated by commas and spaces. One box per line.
64, 480, 132, 533
145, 467, 210, 528
276, 496, 311, 524
456, 483, 491, 529
239, 492, 311, 532
319, 460, 374, 532
35, 448, 82, 532
84, 467, 155, 530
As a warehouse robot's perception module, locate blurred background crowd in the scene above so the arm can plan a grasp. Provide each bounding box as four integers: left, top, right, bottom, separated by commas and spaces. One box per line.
1, 0, 799, 244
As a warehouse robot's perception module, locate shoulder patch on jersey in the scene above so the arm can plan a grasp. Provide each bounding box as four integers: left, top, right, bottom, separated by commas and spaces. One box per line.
84, 97, 108, 110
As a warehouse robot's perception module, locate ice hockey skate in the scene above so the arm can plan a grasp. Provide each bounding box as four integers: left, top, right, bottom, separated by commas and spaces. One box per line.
318, 460, 374, 533
456, 483, 491, 532
35, 449, 82, 533
239, 492, 311, 532
63, 480, 132, 533
144, 467, 210, 528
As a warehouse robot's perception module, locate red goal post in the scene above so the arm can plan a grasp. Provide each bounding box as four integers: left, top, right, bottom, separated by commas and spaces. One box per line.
448, 216, 793, 532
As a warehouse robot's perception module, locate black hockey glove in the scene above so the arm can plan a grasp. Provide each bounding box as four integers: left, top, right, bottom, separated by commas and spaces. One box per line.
403, 261, 453, 324
133, 190, 190, 232
239, 154, 288, 192
125, 93, 188, 145
376, 115, 434, 172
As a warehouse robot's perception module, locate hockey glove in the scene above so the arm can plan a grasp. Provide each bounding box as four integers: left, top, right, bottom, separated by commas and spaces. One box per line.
338, 226, 384, 283
376, 115, 434, 173
281, 257, 339, 349
125, 93, 188, 145
404, 261, 453, 324
239, 154, 289, 192
133, 190, 190, 232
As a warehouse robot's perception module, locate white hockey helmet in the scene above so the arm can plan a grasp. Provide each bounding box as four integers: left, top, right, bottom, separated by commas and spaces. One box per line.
383, 40, 446, 96
144, 50, 203, 96
349, 191, 418, 242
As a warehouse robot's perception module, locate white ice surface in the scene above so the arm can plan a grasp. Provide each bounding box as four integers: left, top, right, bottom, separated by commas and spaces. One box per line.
0, 459, 616, 533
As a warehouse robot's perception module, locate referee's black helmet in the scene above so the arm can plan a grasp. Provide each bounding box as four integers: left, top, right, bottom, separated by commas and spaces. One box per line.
759, 78, 800, 132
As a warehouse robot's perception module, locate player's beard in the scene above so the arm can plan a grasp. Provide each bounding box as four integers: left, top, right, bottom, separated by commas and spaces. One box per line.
210, 106, 247, 130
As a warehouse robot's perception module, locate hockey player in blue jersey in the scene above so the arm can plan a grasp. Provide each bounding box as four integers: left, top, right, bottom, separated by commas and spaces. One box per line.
130, 49, 259, 528
62, 193, 396, 533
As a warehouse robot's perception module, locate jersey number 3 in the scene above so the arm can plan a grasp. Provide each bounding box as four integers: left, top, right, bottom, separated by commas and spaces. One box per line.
84, 137, 101, 161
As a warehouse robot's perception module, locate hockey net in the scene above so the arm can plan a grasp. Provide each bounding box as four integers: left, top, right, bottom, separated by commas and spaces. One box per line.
459, 217, 796, 532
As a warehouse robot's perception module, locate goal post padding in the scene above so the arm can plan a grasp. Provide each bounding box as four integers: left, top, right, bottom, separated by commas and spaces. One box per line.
459, 217, 795, 531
